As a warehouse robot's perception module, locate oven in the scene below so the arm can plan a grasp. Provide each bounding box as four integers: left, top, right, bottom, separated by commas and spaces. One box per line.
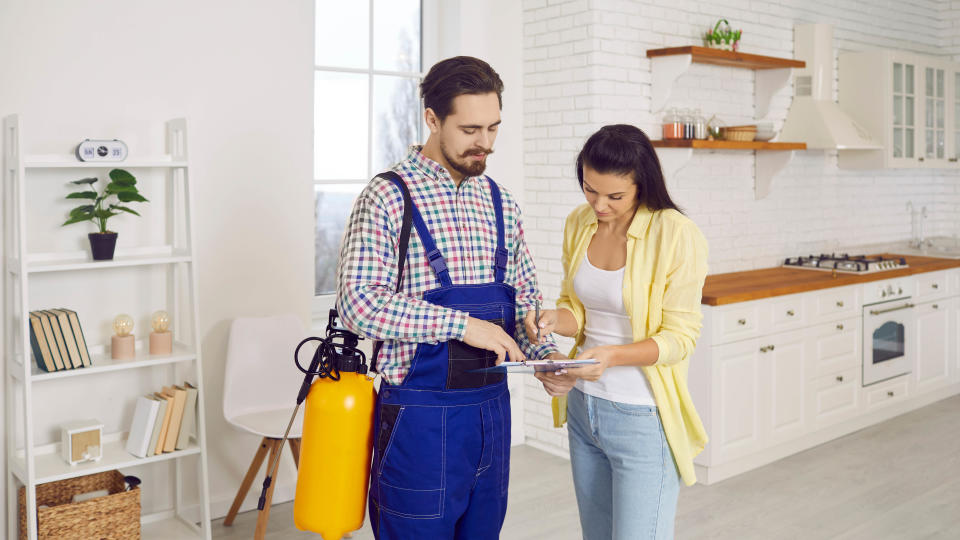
862, 277, 916, 386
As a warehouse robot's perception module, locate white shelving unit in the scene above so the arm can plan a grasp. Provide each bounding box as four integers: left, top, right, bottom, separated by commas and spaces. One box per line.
3, 115, 212, 539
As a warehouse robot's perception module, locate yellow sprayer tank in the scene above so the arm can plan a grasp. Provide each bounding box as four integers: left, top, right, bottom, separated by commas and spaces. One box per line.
294, 372, 375, 540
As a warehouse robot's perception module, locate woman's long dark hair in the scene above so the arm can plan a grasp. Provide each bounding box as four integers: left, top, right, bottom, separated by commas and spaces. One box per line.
575, 124, 681, 213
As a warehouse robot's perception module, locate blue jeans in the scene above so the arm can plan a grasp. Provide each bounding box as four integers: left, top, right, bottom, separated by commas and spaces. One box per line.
567, 387, 681, 540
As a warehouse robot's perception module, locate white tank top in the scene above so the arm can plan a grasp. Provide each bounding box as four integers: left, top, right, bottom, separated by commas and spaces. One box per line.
572, 252, 656, 406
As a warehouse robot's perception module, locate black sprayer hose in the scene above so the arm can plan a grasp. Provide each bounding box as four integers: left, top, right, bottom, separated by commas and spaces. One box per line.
257, 314, 368, 511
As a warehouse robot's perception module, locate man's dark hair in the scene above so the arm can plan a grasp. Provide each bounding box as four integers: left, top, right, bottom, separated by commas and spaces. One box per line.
576, 124, 682, 213
420, 56, 504, 121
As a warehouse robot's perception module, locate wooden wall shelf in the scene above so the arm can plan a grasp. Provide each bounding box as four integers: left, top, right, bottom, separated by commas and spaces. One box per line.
651, 140, 807, 151
646, 46, 805, 70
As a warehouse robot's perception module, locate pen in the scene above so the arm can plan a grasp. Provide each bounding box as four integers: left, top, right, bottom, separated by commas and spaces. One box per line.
535, 299, 541, 343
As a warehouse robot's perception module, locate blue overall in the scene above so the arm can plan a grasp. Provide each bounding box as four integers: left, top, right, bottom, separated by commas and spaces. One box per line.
369, 177, 513, 540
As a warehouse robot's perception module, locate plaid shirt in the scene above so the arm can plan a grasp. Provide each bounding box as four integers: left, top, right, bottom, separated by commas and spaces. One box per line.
336, 146, 558, 385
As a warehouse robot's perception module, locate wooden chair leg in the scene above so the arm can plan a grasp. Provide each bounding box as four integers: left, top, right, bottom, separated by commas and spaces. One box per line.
288, 438, 301, 469
254, 439, 282, 540
223, 437, 271, 526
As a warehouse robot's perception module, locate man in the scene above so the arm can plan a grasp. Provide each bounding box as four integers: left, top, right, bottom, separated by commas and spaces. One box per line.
336, 56, 563, 539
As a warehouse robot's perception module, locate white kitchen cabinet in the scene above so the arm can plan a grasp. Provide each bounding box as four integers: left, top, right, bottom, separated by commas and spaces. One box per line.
864, 376, 910, 411
808, 366, 861, 429
709, 338, 765, 463
914, 300, 951, 393
839, 51, 958, 169
952, 67, 960, 163
949, 296, 960, 383
691, 269, 960, 485
807, 317, 861, 379
762, 329, 808, 446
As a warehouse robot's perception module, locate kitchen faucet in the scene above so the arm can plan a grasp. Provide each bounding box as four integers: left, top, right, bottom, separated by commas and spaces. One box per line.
906, 202, 927, 249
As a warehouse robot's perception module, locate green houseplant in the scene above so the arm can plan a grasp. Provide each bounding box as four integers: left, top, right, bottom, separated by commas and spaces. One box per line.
704, 19, 742, 51
62, 169, 148, 260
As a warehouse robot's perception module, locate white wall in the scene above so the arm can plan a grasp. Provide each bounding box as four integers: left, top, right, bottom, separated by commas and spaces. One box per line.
521, 0, 960, 455
1, 0, 314, 529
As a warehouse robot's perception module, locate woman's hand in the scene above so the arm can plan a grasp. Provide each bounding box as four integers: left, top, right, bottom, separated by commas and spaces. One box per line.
534, 353, 578, 396
524, 309, 558, 344
566, 346, 617, 382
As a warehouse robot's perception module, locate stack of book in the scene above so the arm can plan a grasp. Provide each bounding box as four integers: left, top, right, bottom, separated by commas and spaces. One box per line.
28, 309, 92, 372
124, 382, 200, 458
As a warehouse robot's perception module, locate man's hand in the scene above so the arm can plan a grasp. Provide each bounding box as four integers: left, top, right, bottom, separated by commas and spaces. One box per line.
524, 309, 558, 344
462, 316, 526, 364
534, 352, 578, 396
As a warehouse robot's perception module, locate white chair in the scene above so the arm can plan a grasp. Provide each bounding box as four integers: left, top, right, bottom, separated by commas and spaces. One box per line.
222, 314, 309, 539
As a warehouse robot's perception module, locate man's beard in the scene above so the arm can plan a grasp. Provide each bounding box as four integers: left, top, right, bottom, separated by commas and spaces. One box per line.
440, 141, 495, 178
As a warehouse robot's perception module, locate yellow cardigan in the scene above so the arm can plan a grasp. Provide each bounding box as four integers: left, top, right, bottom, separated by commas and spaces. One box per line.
554, 203, 709, 486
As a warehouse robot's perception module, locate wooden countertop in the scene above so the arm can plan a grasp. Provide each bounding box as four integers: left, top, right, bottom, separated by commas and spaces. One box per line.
702, 254, 960, 306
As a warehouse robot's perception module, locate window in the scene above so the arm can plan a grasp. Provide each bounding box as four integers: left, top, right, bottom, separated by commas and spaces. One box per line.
314, 0, 423, 296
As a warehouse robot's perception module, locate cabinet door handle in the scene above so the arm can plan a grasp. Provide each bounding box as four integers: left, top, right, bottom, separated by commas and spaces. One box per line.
786, 309, 795, 316
887, 391, 895, 397
737, 318, 746, 326
836, 375, 844, 382
760, 346, 767, 353
836, 323, 844, 330
932, 283, 939, 289
950, 157, 958, 162
933, 304, 939, 309
769, 344, 775, 351
919, 157, 925, 162
836, 300, 844, 307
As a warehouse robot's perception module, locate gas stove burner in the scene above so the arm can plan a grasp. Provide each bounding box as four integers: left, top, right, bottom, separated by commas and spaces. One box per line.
783, 253, 908, 274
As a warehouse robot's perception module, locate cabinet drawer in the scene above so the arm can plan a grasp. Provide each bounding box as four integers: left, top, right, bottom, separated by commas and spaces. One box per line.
810, 286, 859, 320
713, 304, 761, 344
806, 318, 861, 379
808, 367, 860, 429
767, 295, 806, 333
865, 377, 910, 410
915, 271, 949, 302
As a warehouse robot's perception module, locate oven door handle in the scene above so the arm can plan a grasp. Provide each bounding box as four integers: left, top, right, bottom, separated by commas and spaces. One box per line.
869, 303, 915, 316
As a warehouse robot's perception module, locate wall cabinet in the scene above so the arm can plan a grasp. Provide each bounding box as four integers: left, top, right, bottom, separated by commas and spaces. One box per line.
839, 50, 959, 169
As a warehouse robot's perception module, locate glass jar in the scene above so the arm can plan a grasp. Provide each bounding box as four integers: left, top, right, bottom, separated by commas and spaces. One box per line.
681, 108, 695, 139
693, 108, 708, 140
662, 108, 683, 140
707, 114, 725, 140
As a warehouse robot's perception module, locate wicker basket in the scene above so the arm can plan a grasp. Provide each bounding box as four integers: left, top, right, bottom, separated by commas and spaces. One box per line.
19, 470, 140, 540
722, 125, 757, 142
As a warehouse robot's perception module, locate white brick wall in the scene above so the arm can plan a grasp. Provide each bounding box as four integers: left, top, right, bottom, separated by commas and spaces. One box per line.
522, 0, 960, 455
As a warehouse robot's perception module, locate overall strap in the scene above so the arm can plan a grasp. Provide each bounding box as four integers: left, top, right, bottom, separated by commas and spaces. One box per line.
408, 196, 454, 288
371, 171, 413, 373
487, 179, 508, 284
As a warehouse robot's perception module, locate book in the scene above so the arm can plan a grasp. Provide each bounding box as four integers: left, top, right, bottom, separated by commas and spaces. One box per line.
59, 308, 92, 367
33, 311, 66, 371
47, 309, 83, 369
153, 392, 175, 454
175, 382, 199, 450
39, 310, 71, 370
28, 313, 56, 372
125, 395, 161, 458
146, 394, 168, 457
161, 386, 188, 453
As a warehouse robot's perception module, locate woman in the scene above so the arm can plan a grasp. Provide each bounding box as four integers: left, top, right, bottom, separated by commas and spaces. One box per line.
524, 124, 708, 540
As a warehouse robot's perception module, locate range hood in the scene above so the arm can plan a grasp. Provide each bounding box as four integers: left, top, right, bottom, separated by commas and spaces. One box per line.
779, 24, 881, 149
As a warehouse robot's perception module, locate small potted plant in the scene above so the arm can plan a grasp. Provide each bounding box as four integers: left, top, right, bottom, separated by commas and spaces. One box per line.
704, 19, 742, 51
62, 169, 148, 260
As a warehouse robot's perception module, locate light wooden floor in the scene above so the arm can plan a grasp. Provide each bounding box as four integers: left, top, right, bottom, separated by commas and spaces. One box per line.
213, 395, 960, 540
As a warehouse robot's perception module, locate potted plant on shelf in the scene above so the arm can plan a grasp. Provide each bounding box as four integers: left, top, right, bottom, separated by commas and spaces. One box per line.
62, 169, 148, 261
704, 19, 742, 51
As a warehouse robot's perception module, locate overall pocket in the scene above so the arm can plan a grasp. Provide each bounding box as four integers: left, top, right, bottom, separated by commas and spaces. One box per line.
374, 405, 445, 518
446, 306, 507, 389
